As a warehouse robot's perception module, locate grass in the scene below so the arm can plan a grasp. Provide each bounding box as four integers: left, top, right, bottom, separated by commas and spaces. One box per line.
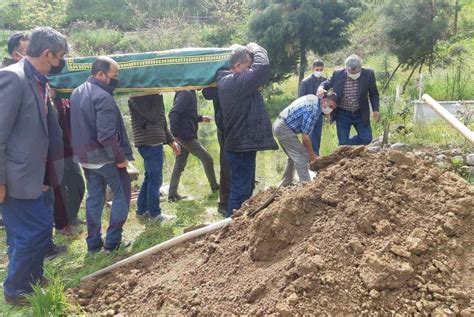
0, 87, 472, 315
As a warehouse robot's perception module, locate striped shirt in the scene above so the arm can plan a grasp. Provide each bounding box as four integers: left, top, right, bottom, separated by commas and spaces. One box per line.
340, 77, 359, 111
280, 95, 321, 135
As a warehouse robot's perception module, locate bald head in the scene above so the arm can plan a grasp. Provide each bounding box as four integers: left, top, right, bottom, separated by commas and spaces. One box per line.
91, 56, 119, 88
91, 56, 118, 76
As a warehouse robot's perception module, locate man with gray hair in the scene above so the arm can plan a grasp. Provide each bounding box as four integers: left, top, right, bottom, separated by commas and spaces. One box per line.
216, 43, 278, 217
317, 54, 380, 145
0, 26, 68, 305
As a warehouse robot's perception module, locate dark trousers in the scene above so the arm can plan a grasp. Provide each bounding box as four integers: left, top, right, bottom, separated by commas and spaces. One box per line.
83, 164, 131, 251
2, 193, 53, 299
226, 150, 256, 218
53, 158, 85, 229
169, 139, 218, 198
137, 145, 164, 217
217, 130, 230, 210
310, 114, 324, 156
335, 109, 373, 145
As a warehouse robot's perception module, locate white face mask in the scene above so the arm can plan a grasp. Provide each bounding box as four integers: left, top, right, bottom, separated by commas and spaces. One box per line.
348, 72, 361, 80
321, 104, 333, 115
314, 71, 323, 78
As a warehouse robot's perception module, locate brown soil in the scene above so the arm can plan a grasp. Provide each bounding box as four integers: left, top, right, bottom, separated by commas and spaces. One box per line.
72, 147, 474, 316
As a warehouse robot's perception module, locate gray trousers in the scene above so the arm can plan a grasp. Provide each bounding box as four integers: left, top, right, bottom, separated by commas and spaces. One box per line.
169, 138, 219, 197
273, 118, 311, 187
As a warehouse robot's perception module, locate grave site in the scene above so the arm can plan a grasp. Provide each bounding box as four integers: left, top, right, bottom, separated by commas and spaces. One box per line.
73, 147, 473, 316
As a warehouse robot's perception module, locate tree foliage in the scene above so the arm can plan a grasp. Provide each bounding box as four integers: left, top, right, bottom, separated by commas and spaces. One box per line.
249, 0, 361, 83
381, 0, 452, 90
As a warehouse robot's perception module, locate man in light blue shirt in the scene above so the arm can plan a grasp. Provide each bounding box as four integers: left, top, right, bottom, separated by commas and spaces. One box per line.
273, 92, 337, 186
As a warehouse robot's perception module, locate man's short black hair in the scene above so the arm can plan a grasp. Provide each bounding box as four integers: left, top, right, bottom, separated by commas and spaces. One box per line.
229, 46, 252, 68
313, 60, 324, 68
7, 32, 29, 56
91, 56, 115, 76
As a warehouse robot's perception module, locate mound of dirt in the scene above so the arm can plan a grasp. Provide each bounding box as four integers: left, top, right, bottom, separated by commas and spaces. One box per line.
72, 147, 474, 316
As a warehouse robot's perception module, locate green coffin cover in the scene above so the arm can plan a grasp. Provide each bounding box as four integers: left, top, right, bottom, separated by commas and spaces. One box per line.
48, 47, 232, 96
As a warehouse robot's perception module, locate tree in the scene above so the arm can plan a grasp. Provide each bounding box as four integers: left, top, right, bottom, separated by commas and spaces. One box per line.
248, 0, 361, 83
381, 0, 452, 92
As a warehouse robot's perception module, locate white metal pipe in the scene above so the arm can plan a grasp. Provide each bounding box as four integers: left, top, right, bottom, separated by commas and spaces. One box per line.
81, 218, 232, 282
422, 94, 474, 145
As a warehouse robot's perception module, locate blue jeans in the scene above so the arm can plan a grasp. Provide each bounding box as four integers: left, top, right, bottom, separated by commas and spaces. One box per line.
83, 164, 131, 251
2, 193, 53, 299
335, 109, 373, 145
137, 145, 163, 217
226, 150, 256, 218
310, 115, 324, 156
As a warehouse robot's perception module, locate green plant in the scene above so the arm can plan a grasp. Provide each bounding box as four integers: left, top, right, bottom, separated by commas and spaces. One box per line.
26, 271, 71, 316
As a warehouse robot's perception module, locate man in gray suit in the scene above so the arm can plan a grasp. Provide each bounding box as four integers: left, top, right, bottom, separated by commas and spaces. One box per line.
0, 26, 68, 305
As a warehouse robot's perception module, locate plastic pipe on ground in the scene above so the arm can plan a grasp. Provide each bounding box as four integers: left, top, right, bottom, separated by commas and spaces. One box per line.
422, 94, 474, 145
80, 218, 233, 282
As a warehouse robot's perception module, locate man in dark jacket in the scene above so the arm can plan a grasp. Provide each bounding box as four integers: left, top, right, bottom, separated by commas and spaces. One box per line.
129, 94, 181, 221
202, 87, 230, 215
317, 54, 380, 145
168, 90, 219, 201
71, 56, 133, 254
299, 60, 326, 156
217, 43, 278, 217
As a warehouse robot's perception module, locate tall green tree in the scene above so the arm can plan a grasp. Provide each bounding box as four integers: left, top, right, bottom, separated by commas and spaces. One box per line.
249, 0, 361, 83
381, 0, 453, 91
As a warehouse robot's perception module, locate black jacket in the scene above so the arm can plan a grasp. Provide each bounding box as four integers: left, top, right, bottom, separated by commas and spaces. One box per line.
169, 90, 202, 141
216, 46, 278, 152
299, 74, 327, 97
71, 78, 133, 164
319, 68, 380, 125
202, 87, 224, 133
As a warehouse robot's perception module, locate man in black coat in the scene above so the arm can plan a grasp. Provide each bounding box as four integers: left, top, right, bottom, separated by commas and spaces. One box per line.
318, 54, 380, 145
299, 60, 326, 156
168, 90, 219, 202
71, 57, 133, 254
217, 43, 278, 217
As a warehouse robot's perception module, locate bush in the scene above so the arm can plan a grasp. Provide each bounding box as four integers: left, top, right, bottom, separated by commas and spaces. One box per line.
70, 27, 124, 56
0, 0, 67, 30
66, 0, 136, 30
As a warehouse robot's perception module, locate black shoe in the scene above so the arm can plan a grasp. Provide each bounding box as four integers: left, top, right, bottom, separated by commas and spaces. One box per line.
168, 195, 188, 203
5, 294, 29, 306
104, 240, 131, 254
211, 185, 220, 193
45, 244, 67, 261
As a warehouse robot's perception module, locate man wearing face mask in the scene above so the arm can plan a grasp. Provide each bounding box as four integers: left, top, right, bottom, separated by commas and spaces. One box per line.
70, 57, 133, 254
299, 60, 326, 157
216, 43, 278, 218
317, 54, 380, 145
273, 92, 337, 186
2, 32, 29, 67
0, 26, 68, 305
